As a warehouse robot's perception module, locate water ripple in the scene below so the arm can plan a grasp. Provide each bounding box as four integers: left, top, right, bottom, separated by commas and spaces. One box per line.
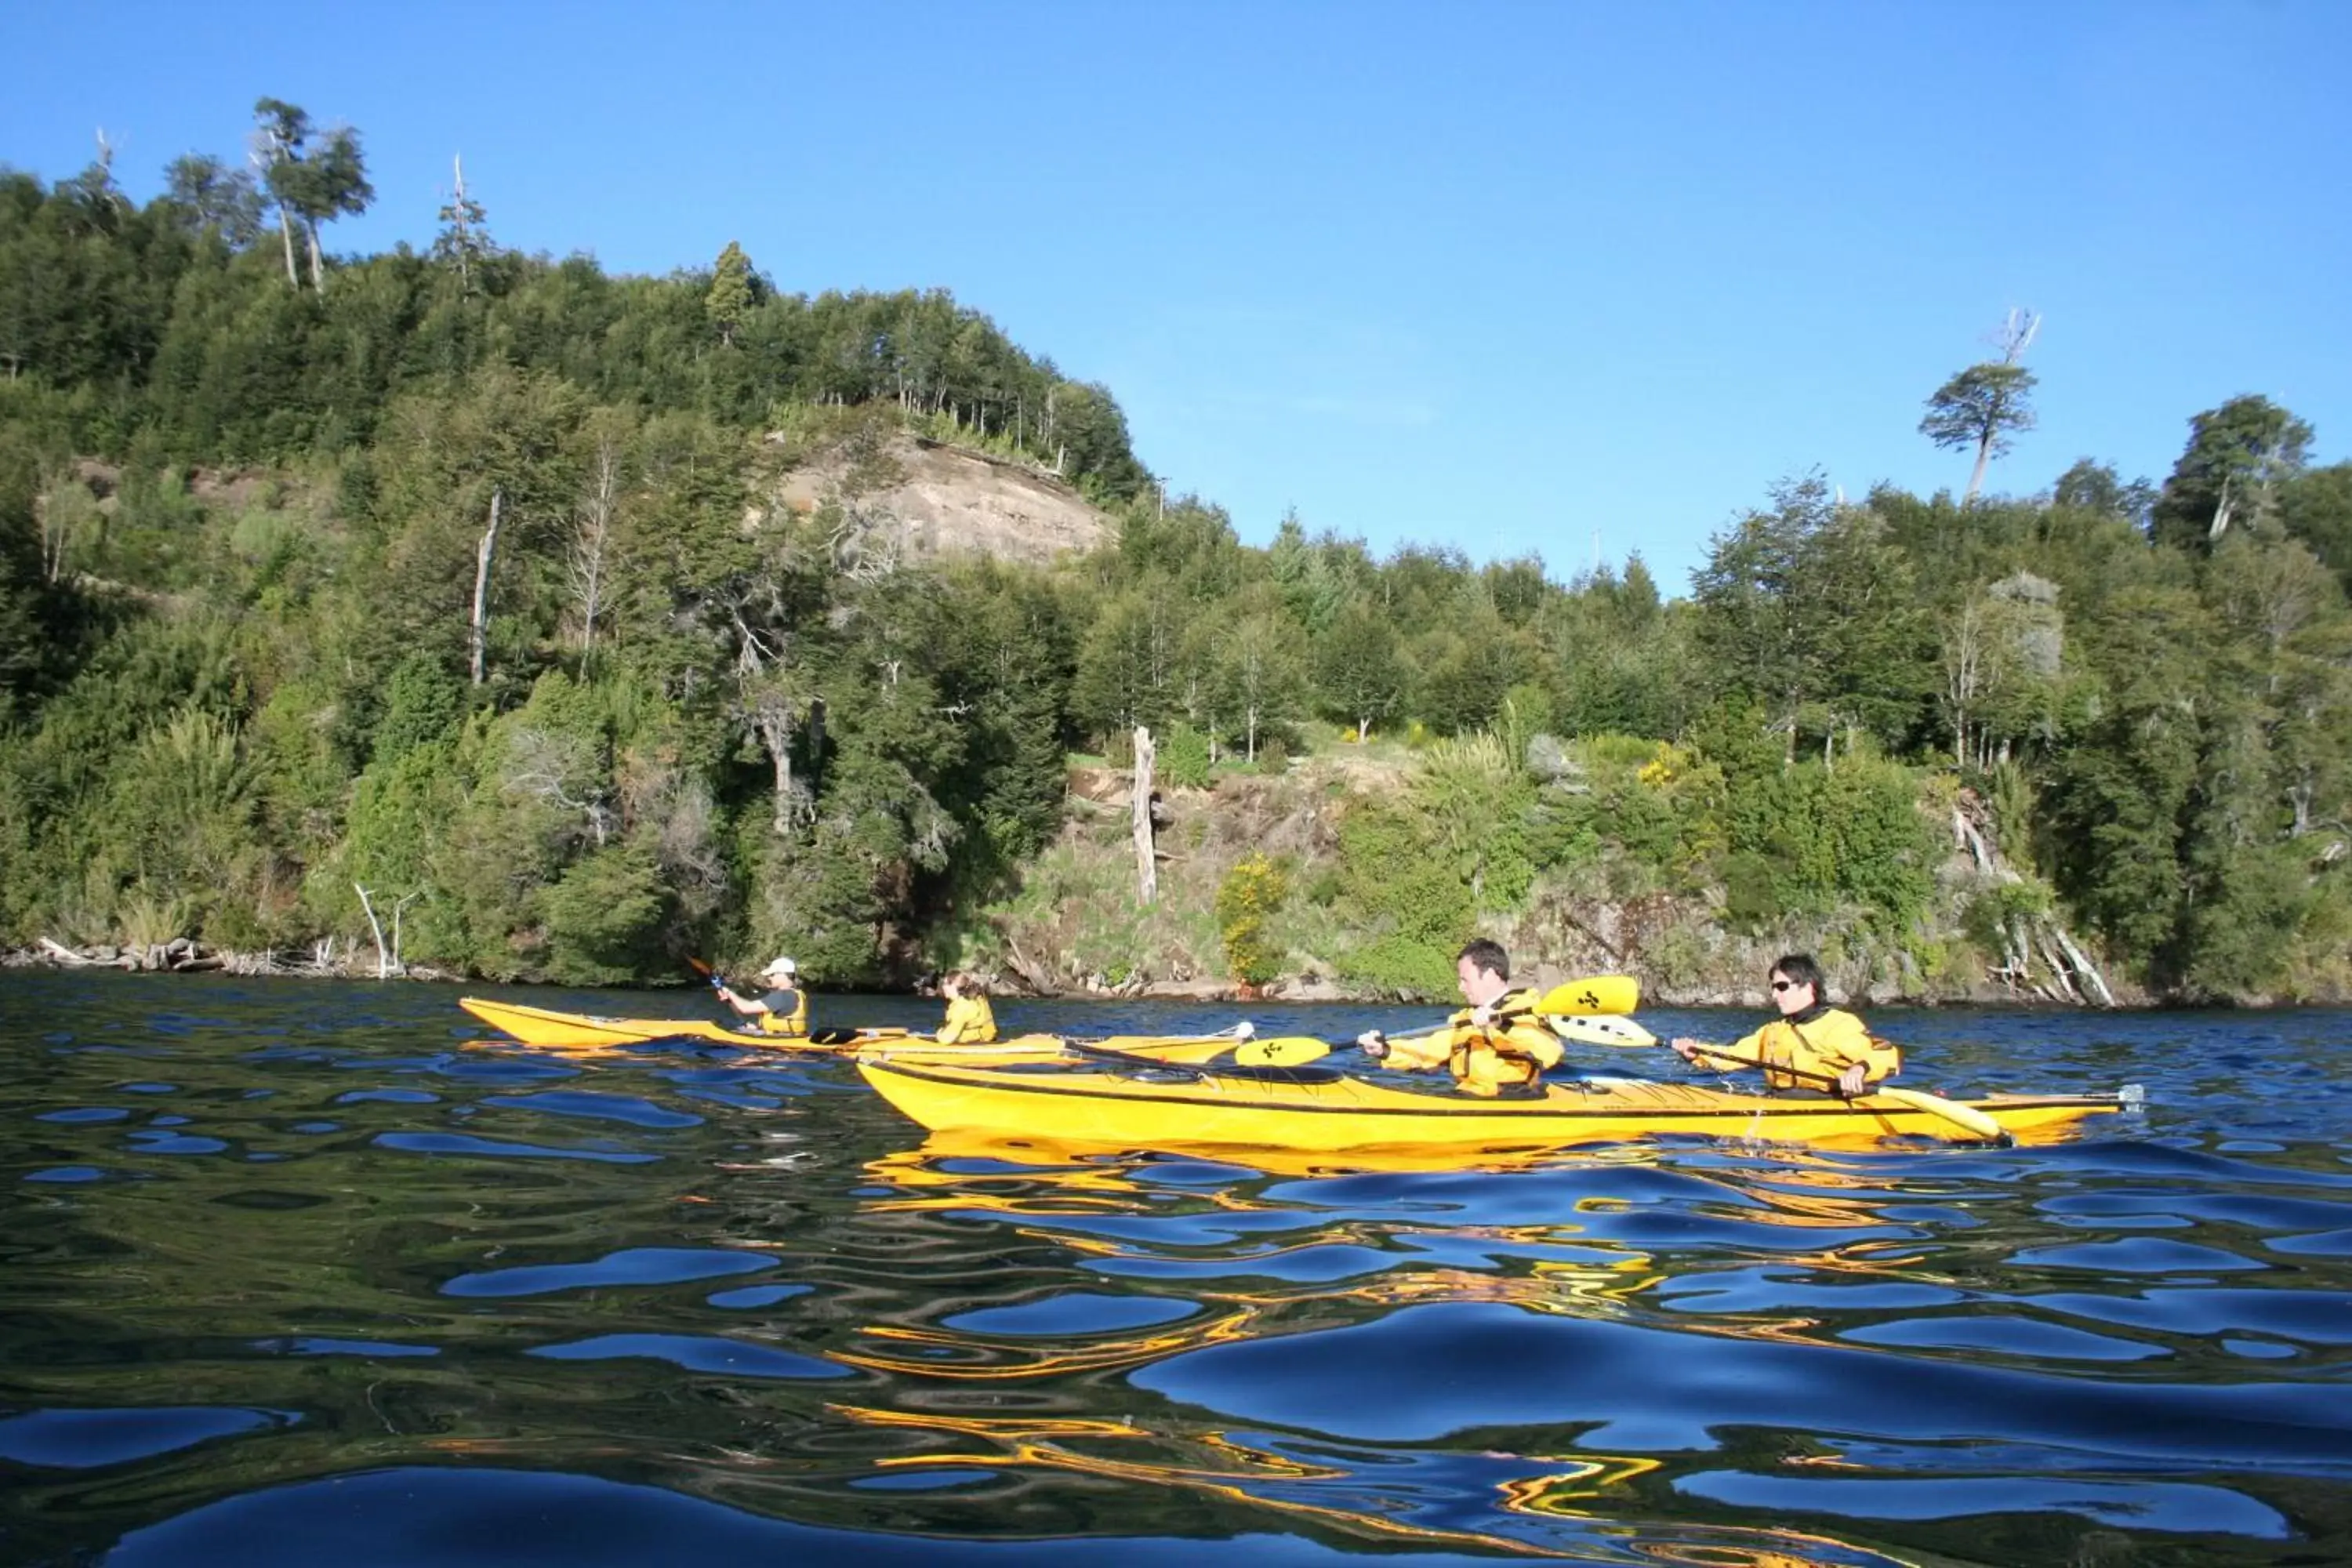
2, 977, 2347, 1565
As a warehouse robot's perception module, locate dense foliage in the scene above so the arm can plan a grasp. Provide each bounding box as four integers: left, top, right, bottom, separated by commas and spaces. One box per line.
2, 111, 2348, 1000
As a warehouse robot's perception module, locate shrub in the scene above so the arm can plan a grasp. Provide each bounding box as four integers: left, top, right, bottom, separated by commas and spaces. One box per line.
1158, 722, 1211, 788
1215, 852, 1290, 985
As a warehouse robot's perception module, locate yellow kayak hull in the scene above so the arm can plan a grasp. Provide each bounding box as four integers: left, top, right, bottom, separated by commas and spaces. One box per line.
455, 996, 1265, 1064
855, 1057, 2125, 1152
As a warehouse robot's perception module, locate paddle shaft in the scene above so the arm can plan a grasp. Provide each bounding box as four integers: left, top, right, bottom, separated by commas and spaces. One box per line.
1681, 1043, 2005, 1141
1681, 1043, 1854, 1094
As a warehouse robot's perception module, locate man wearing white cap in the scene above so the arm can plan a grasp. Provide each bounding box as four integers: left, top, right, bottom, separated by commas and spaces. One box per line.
716, 956, 809, 1039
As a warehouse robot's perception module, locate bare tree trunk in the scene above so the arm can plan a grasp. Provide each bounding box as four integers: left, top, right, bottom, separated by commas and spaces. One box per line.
1964, 435, 1993, 506
277, 206, 299, 287
2050, 925, 2115, 1007
731, 609, 800, 833
1132, 725, 1157, 906
35, 482, 65, 583
756, 713, 794, 833
304, 218, 324, 290
450, 154, 470, 289
569, 440, 617, 653
470, 487, 503, 686
354, 883, 393, 978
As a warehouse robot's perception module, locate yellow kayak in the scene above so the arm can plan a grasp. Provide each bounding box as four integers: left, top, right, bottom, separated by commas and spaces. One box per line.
454, 996, 1269, 1064
855, 1055, 2129, 1152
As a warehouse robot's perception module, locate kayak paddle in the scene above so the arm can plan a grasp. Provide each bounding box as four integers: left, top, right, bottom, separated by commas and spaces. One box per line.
1665, 1043, 2008, 1142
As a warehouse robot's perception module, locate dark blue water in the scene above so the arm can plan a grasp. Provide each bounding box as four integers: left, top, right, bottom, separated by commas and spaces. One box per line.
4, 972, 2348, 1566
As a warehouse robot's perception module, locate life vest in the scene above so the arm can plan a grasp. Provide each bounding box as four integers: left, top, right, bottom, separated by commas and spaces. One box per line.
1770, 1011, 1900, 1091
1444, 988, 1561, 1097
755, 987, 808, 1038
937, 994, 997, 1044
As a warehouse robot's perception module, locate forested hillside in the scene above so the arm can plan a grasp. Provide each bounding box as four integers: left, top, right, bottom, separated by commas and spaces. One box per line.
3, 106, 2348, 1002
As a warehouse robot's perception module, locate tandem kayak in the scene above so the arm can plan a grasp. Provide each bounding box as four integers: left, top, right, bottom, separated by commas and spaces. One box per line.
855, 1055, 2132, 1152
453, 996, 1276, 1064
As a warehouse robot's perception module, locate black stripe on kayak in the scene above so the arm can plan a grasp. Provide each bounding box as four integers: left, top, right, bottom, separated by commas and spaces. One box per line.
862, 1060, 2121, 1122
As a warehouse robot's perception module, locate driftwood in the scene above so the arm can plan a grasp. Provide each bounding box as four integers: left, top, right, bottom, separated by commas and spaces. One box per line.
34, 936, 228, 973
998, 931, 1054, 996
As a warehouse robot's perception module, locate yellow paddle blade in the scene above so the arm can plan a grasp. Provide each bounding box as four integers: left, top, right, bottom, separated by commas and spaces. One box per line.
1233, 1036, 1333, 1068
1548, 1013, 1657, 1049
1533, 975, 1642, 1016
1877, 1086, 2009, 1142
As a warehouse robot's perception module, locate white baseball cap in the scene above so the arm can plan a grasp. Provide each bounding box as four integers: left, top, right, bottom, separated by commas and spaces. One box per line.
760, 956, 797, 979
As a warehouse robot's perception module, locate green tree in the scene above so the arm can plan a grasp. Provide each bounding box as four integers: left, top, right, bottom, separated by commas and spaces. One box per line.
252, 98, 372, 289
1208, 603, 1308, 761
162, 154, 265, 247
2150, 395, 2314, 552
1314, 601, 1405, 740
430, 155, 496, 293
706, 241, 755, 347
1921, 361, 2038, 504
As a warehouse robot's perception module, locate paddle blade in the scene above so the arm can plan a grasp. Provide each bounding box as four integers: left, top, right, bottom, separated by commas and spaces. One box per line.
1232, 1036, 1333, 1069
1533, 975, 1642, 1016
810, 1026, 912, 1047
1548, 1013, 1657, 1049
1879, 1087, 2009, 1143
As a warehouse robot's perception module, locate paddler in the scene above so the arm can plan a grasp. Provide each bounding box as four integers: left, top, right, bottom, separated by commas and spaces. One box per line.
934, 971, 998, 1044
1356, 938, 1563, 1097
1670, 953, 1900, 1097
715, 955, 810, 1039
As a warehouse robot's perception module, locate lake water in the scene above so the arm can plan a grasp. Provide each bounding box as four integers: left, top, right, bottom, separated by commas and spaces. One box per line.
4, 971, 2348, 1566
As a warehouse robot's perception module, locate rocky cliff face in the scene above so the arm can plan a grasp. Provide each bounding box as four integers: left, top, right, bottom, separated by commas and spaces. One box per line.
766, 432, 1114, 567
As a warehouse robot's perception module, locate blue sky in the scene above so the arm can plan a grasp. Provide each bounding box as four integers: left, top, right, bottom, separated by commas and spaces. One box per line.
5, 2, 2347, 593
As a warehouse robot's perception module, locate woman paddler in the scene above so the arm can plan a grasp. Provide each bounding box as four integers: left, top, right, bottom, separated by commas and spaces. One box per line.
1670, 953, 1900, 1097
933, 971, 998, 1044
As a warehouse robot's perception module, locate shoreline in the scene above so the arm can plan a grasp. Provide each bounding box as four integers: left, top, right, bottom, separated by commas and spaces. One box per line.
9, 939, 2328, 1010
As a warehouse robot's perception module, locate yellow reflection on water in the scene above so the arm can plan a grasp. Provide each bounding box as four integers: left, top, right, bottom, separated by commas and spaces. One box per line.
833, 1304, 1267, 1381
826, 1402, 1573, 1557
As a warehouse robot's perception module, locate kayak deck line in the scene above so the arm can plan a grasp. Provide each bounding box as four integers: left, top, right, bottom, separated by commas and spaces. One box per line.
454, 996, 1265, 1064
854, 1054, 2129, 1151
856, 1056, 2122, 1119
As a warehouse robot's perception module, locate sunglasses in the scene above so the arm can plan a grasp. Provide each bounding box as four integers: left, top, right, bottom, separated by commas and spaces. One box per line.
1769, 979, 1797, 992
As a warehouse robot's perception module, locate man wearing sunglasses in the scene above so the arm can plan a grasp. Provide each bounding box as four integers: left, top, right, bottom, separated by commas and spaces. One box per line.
1669, 953, 1900, 1098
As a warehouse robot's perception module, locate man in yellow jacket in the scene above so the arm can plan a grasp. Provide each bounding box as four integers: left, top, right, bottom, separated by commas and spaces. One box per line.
1356, 938, 1563, 1097
1671, 953, 1900, 1096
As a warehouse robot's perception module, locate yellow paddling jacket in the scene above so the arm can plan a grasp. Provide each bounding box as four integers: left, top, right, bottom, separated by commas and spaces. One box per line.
753, 987, 809, 1039
935, 994, 998, 1044
1704, 1007, 1900, 1091
1379, 988, 1564, 1098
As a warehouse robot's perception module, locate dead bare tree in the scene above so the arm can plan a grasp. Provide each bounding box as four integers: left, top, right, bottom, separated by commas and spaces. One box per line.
568, 438, 618, 653
1991, 307, 2041, 366
731, 608, 810, 833
1132, 725, 1157, 906
34, 472, 94, 584
503, 727, 615, 846
469, 486, 503, 685
1940, 597, 1995, 769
